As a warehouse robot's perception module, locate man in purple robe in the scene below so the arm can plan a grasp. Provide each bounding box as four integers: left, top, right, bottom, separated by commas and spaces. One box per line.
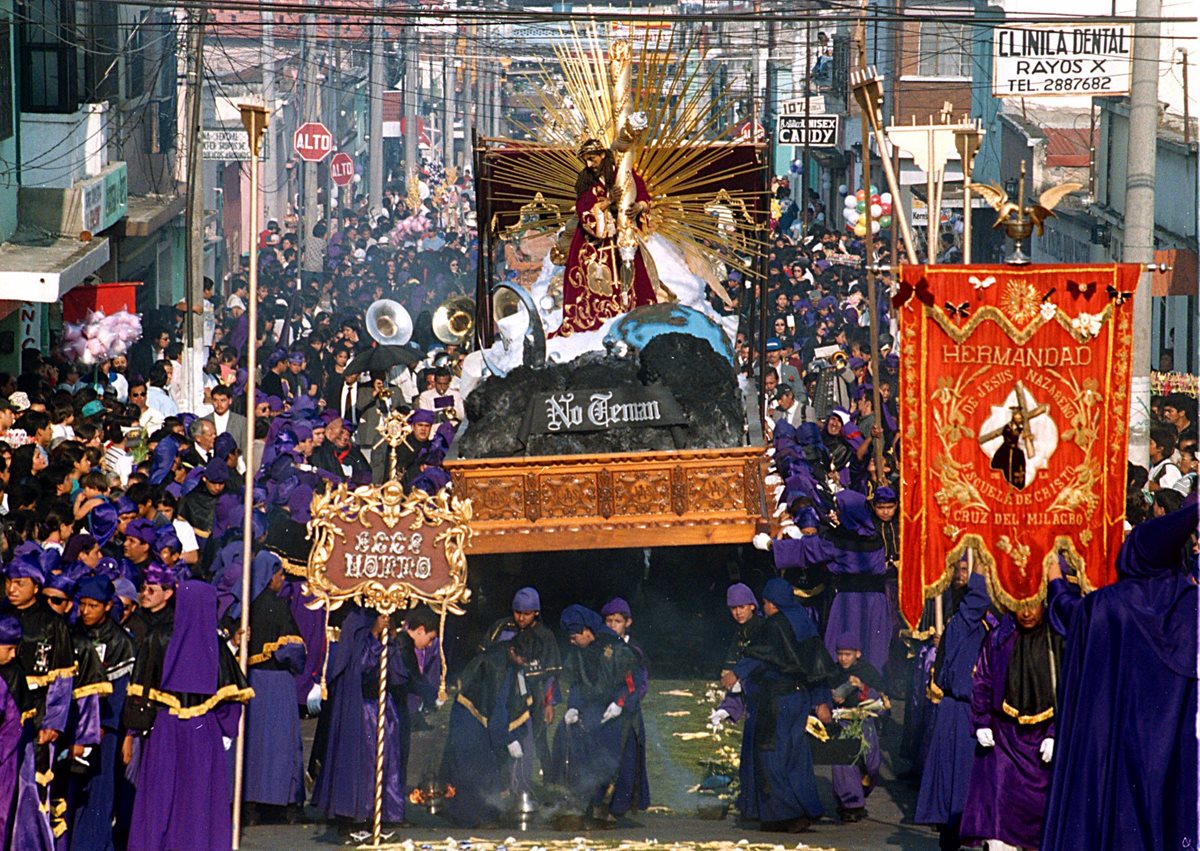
0, 614, 55, 849
122, 580, 252, 851
960, 602, 1059, 849
772, 488, 892, 672
69, 574, 135, 851
725, 579, 835, 833
242, 552, 307, 823
1040, 495, 1197, 851
914, 564, 992, 851
440, 629, 536, 827
3, 553, 74, 840
311, 606, 436, 833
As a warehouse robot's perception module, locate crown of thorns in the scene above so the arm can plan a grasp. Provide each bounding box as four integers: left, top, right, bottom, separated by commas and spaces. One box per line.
576, 138, 609, 159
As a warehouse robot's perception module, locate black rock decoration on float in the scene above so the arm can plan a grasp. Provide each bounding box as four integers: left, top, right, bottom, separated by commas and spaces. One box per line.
457, 333, 743, 459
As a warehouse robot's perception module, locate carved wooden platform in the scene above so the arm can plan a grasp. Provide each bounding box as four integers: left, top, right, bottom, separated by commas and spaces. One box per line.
444, 447, 768, 554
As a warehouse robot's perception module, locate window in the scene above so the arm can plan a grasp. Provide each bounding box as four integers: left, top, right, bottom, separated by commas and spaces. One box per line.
916, 21, 971, 77
19, 0, 79, 112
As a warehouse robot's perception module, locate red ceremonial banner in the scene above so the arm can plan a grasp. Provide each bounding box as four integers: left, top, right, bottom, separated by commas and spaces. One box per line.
896, 264, 1140, 628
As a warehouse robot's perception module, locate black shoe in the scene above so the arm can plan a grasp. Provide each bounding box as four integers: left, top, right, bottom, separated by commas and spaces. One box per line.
839, 807, 867, 823
243, 803, 261, 827
784, 816, 812, 833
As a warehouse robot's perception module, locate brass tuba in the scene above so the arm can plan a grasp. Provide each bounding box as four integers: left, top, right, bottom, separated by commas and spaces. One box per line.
432, 296, 475, 347
365, 299, 414, 346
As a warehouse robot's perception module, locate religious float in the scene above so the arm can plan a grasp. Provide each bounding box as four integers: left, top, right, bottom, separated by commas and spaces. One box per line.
441, 24, 775, 554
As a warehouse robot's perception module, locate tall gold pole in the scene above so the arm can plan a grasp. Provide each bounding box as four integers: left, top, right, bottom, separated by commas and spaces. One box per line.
373, 626, 390, 846
232, 100, 268, 851
854, 20, 885, 486
851, 68, 918, 264
611, 36, 638, 300
955, 123, 982, 264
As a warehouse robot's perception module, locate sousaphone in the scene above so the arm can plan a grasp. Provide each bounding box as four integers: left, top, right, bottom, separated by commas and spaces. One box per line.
432, 296, 475, 347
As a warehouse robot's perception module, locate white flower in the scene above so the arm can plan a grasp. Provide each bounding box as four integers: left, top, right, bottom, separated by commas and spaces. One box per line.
1071, 312, 1103, 338
1039, 302, 1057, 321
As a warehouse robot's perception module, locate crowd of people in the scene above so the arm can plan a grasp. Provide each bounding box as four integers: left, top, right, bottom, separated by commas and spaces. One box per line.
0, 164, 1195, 851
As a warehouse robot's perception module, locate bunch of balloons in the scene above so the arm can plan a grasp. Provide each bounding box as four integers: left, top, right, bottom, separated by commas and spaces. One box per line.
61, 310, 143, 366
840, 184, 894, 238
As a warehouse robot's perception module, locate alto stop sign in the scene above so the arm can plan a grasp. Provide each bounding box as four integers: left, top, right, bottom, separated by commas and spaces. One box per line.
330, 152, 355, 186
293, 121, 332, 162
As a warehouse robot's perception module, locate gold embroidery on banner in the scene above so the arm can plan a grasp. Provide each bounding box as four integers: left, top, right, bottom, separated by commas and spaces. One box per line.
1001, 279, 1041, 324
926, 301, 1113, 346
930, 369, 989, 512
1044, 370, 1105, 516
996, 535, 1031, 580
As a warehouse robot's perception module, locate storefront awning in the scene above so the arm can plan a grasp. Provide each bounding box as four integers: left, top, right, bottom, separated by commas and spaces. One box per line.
0, 235, 111, 303
119, 194, 185, 237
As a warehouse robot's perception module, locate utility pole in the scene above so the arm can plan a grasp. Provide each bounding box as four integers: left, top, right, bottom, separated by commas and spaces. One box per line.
302, 17, 319, 257
368, 0, 385, 210
181, 9, 206, 413
443, 38, 456, 169
262, 9, 278, 221
404, 25, 419, 186
1123, 0, 1161, 470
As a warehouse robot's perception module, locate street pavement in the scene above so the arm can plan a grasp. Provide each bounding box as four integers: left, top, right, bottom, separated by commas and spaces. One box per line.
238, 708, 941, 850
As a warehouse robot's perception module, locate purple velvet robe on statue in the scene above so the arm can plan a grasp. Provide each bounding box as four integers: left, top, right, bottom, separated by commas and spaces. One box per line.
1040, 499, 1198, 851
914, 572, 991, 827
959, 615, 1054, 848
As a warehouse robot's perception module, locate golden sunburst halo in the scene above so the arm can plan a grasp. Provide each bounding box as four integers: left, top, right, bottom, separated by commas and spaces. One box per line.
486, 21, 766, 279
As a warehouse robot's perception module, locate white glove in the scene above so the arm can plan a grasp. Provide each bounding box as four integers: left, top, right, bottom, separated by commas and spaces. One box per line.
601, 702, 622, 723
507, 740, 524, 759
222, 736, 234, 752
752, 532, 772, 551
709, 708, 730, 728
782, 525, 803, 539
764, 474, 782, 486
975, 728, 995, 748
306, 683, 323, 714
1039, 737, 1054, 764
563, 708, 580, 725
435, 697, 447, 710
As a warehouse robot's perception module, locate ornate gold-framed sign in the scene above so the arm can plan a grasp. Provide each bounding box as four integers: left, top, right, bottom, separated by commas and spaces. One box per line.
306, 480, 473, 616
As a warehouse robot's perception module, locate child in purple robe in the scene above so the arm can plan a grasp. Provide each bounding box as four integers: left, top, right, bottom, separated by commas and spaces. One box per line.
710, 583, 762, 728
960, 603, 1059, 850
0, 614, 55, 849
551, 604, 642, 827
600, 597, 651, 818
69, 574, 135, 851
122, 580, 252, 851
829, 632, 887, 822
